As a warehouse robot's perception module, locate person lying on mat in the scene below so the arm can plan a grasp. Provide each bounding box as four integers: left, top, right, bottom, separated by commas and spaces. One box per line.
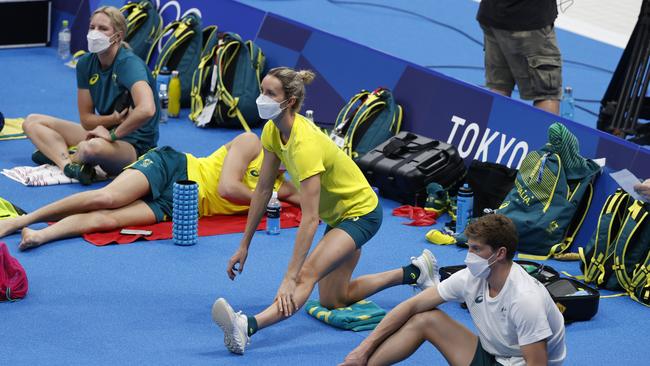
23, 6, 160, 185
339, 214, 566, 366
635, 178, 650, 201
0, 133, 299, 251
212, 67, 440, 355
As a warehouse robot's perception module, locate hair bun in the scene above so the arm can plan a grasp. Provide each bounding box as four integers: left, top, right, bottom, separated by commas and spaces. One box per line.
297, 70, 315, 85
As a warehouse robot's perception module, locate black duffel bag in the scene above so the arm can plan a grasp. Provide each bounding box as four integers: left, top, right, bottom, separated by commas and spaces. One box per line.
357, 131, 466, 206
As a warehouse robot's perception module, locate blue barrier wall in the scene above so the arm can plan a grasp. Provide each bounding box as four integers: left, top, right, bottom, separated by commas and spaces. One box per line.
76, 0, 649, 250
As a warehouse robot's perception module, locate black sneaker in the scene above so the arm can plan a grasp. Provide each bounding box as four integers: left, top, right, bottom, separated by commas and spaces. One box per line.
31, 150, 54, 165
63, 163, 96, 185
32, 147, 78, 166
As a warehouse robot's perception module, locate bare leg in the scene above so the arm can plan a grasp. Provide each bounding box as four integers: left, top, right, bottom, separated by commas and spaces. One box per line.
367, 309, 478, 366
20, 200, 156, 250
75, 138, 138, 175
23, 114, 87, 170
255, 229, 403, 329
0, 169, 150, 238
534, 99, 560, 115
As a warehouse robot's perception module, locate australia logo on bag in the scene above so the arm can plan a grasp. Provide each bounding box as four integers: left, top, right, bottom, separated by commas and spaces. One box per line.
546, 221, 560, 234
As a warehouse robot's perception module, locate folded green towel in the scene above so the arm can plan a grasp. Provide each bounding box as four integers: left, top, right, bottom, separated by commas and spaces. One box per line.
305, 299, 386, 331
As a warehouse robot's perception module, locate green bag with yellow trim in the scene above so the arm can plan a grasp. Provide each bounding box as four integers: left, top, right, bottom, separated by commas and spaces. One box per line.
330, 88, 402, 161
189, 32, 264, 132
146, 13, 203, 107
579, 189, 631, 290
497, 123, 601, 259
120, 0, 162, 60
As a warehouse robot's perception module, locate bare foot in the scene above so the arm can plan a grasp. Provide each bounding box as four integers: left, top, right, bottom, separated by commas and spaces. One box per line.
19, 228, 46, 251
0, 216, 25, 238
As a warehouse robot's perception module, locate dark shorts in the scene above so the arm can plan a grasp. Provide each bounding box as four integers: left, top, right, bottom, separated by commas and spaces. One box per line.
323, 202, 382, 249
126, 146, 188, 222
482, 24, 562, 101
470, 340, 501, 366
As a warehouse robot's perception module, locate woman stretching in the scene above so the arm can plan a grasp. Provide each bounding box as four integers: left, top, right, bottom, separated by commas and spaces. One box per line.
212, 67, 439, 354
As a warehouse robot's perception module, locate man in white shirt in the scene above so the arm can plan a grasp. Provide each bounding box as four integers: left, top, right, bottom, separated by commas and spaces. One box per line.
340, 214, 566, 366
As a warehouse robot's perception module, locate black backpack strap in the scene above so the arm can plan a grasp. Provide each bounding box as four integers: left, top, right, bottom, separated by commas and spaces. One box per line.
382, 132, 439, 158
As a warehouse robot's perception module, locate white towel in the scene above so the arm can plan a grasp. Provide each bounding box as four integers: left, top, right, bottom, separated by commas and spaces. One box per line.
1, 164, 78, 186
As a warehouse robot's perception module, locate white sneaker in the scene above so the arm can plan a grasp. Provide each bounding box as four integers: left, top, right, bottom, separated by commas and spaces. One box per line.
410, 249, 440, 290
212, 297, 250, 354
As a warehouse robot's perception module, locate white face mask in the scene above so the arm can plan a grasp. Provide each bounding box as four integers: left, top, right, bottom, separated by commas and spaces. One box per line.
464, 251, 497, 279
87, 30, 114, 54
256, 94, 288, 120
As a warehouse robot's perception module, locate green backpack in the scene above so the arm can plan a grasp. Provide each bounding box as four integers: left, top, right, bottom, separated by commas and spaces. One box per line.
579, 189, 631, 290
190, 32, 264, 132
188, 25, 219, 124
146, 13, 203, 107
497, 123, 601, 259
612, 199, 650, 305
120, 0, 162, 60
330, 88, 402, 161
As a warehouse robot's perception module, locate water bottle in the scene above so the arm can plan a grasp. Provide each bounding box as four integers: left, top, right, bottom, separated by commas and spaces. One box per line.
168, 70, 181, 118
266, 191, 281, 235
58, 20, 71, 60
456, 183, 474, 235
156, 67, 171, 96
560, 86, 575, 120
159, 84, 169, 123
305, 110, 314, 122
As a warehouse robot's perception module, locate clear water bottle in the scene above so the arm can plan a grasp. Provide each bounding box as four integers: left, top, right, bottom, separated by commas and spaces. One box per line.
58, 20, 71, 60
456, 183, 474, 235
266, 191, 281, 235
159, 83, 169, 123
305, 109, 314, 122
156, 67, 171, 96
560, 86, 575, 120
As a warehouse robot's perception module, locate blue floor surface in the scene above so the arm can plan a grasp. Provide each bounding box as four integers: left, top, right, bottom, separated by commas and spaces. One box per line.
1, 1, 649, 365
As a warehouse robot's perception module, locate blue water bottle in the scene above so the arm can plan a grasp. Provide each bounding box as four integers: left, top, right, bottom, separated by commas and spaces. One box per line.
456, 183, 474, 235
266, 191, 281, 235
156, 67, 171, 96
560, 86, 575, 120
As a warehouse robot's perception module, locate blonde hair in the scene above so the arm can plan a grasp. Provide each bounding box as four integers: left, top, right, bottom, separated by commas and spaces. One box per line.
267, 67, 316, 112
91, 6, 130, 48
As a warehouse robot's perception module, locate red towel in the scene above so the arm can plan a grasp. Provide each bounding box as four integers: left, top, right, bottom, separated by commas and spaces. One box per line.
83, 204, 302, 246
0, 242, 28, 301
392, 205, 438, 226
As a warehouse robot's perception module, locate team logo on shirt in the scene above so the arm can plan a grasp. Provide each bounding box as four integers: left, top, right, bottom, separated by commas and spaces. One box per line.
89, 74, 99, 85
112, 73, 118, 84
475, 295, 484, 304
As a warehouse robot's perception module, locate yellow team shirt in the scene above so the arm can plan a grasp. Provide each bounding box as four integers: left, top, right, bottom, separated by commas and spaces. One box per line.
185, 146, 282, 216
261, 113, 378, 226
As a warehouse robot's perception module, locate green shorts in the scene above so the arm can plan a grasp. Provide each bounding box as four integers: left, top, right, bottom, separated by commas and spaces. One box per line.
323, 202, 382, 249
482, 24, 562, 101
470, 340, 501, 366
127, 146, 188, 222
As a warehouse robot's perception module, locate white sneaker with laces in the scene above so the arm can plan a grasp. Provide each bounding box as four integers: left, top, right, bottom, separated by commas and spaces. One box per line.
212, 297, 250, 354
410, 249, 440, 290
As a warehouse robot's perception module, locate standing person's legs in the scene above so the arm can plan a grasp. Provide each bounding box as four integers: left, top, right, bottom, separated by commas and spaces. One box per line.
22, 114, 87, 170
482, 25, 515, 97
365, 309, 481, 366
492, 25, 562, 114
